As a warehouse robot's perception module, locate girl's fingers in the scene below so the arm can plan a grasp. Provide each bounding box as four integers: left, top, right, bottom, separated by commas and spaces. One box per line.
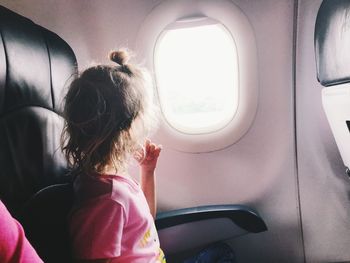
142, 140, 162, 160
144, 139, 151, 155
154, 149, 160, 157
155, 146, 161, 154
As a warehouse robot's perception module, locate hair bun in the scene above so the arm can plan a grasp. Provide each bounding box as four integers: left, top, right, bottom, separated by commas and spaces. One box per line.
109, 50, 129, 66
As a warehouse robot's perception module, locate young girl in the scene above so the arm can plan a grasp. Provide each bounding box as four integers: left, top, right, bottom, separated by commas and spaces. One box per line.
61, 50, 165, 263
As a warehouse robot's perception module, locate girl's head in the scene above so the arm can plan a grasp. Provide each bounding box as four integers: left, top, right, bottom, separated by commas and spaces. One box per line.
61, 50, 156, 174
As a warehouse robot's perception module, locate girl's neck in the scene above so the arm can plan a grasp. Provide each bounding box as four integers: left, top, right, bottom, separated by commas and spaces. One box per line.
101, 163, 129, 177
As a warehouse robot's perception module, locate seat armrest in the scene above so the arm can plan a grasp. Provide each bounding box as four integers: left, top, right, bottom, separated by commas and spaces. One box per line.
155, 205, 267, 255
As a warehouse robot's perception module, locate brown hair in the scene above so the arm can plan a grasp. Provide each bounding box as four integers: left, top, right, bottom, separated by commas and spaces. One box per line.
61, 50, 156, 175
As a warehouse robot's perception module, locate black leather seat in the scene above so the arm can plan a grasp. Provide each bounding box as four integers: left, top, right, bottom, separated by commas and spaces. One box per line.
0, 5, 77, 262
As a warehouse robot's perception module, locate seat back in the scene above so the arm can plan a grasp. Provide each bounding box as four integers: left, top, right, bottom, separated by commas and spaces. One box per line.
0, 5, 77, 215
19, 183, 74, 263
315, 0, 350, 174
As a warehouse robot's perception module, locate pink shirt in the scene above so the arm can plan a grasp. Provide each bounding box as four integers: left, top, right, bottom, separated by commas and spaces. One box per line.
69, 173, 166, 262
0, 200, 43, 263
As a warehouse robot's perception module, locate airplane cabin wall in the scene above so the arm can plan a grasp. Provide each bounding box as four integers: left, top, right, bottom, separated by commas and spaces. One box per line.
5, 0, 350, 262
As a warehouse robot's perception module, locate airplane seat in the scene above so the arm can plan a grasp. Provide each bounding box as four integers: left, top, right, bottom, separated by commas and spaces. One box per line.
315, 0, 350, 175
0, 4, 77, 262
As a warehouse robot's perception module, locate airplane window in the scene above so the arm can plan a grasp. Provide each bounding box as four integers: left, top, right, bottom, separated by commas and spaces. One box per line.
154, 18, 238, 134
137, 1, 257, 152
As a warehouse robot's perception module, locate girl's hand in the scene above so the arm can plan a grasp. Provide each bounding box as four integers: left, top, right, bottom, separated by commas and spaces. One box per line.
133, 139, 162, 173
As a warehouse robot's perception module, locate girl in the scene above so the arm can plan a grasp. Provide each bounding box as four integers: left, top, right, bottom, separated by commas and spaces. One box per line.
61, 50, 165, 263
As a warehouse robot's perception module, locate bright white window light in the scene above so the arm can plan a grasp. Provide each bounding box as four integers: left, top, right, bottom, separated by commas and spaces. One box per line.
154, 18, 238, 134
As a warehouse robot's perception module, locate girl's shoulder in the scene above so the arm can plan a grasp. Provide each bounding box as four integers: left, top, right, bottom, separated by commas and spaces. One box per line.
74, 172, 141, 206
108, 174, 142, 205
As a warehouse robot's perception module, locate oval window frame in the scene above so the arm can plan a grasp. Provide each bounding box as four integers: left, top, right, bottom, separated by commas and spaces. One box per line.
136, 0, 258, 152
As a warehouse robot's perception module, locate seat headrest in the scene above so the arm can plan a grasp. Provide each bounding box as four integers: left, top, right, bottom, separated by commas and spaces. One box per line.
0, 5, 77, 114
315, 0, 350, 87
